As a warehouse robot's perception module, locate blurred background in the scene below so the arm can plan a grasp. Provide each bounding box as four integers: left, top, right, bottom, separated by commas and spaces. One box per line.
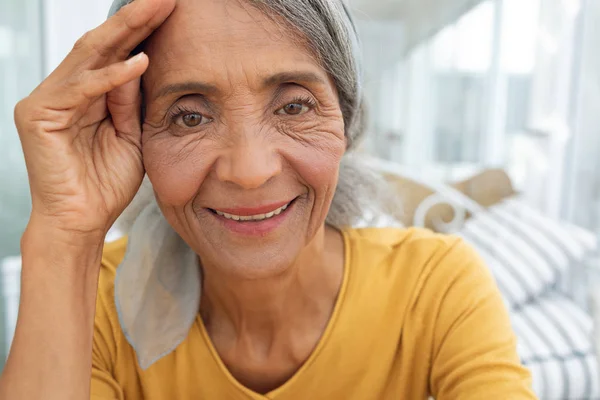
2, 0, 600, 397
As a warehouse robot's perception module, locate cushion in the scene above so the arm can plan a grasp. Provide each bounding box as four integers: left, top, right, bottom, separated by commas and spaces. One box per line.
458, 196, 597, 309
511, 292, 599, 399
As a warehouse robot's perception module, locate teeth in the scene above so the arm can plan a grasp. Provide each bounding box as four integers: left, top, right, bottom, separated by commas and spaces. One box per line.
215, 203, 289, 222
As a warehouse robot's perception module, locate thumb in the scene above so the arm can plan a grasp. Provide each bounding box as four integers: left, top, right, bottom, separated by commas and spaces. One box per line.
107, 73, 143, 146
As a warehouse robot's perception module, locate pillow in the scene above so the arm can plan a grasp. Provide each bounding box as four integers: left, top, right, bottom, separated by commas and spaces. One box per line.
511, 292, 599, 399
458, 196, 597, 309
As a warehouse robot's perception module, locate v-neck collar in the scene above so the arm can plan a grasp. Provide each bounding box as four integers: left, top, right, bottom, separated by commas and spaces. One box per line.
194, 228, 352, 399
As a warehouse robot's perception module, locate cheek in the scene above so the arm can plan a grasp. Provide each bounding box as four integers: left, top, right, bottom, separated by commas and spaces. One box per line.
279, 120, 346, 198
142, 135, 217, 207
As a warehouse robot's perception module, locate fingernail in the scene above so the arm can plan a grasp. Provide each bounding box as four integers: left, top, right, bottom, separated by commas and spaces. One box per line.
126, 52, 145, 65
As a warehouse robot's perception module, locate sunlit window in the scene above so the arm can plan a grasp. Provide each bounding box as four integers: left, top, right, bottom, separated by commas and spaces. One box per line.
433, 1, 494, 73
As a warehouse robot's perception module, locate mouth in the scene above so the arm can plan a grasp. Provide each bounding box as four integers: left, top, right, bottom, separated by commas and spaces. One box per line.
209, 201, 291, 222
207, 197, 298, 235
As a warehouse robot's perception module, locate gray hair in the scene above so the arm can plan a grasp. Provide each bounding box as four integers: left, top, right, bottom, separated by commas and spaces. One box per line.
110, 0, 402, 231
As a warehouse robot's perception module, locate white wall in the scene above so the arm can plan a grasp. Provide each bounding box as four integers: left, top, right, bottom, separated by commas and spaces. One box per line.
565, 0, 600, 231
43, 0, 114, 74
349, 0, 487, 54
354, 20, 406, 157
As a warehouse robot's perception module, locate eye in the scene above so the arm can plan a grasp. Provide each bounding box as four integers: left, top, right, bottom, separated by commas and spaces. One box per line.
281, 103, 307, 115
276, 96, 316, 116
181, 113, 205, 127
170, 105, 212, 129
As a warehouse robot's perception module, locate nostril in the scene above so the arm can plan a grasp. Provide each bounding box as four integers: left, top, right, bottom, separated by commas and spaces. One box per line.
215, 145, 282, 190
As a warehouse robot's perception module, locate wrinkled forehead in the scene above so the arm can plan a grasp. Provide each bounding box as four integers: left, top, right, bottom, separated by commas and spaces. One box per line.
139, 0, 331, 99
109, 0, 362, 83
148, 0, 307, 48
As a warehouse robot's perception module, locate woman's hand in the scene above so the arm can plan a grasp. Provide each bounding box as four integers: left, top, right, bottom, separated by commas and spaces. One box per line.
15, 0, 175, 239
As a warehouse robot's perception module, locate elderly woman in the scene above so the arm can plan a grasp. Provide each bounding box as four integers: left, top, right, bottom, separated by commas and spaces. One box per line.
0, 0, 536, 398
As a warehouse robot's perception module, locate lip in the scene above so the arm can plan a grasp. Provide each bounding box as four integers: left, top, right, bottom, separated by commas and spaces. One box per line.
209, 198, 297, 236
212, 199, 293, 217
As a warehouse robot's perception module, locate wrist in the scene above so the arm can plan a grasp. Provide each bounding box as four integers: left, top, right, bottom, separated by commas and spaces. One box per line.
25, 212, 108, 248
21, 220, 105, 275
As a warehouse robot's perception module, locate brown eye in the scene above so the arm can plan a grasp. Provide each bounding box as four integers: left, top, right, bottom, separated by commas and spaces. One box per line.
277, 98, 314, 116
283, 103, 306, 115
182, 113, 205, 127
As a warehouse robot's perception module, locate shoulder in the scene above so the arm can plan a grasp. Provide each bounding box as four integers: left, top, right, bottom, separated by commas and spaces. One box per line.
345, 226, 473, 269
344, 227, 491, 305
93, 237, 130, 368
347, 226, 461, 248
97, 236, 128, 318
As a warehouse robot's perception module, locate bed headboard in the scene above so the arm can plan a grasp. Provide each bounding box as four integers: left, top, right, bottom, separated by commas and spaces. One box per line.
452, 168, 516, 208
368, 157, 516, 232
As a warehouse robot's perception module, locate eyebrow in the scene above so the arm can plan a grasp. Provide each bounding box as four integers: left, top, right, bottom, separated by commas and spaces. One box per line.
153, 71, 327, 102
154, 82, 220, 101
262, 71, 327, 88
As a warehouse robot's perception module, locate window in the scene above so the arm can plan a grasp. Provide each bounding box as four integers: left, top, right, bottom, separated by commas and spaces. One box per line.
0, 0, 43, 368
376, 0, 584, 215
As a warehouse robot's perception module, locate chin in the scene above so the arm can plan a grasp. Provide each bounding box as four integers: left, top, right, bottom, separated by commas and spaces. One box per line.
197, 230, 308, 280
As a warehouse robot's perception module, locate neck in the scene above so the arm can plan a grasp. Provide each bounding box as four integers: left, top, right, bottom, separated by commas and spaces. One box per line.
199, 225, 345, 340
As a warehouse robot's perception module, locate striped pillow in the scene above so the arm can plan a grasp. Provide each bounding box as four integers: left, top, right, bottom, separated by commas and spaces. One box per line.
458, 196, 597, 309
511, 292, 599, 399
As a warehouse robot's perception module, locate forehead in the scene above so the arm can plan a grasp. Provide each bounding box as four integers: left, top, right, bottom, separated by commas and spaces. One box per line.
143, 0, 324, 92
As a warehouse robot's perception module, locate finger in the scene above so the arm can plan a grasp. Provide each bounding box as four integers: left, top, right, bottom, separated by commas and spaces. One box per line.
81, 53, 149, 102
60, 0, 175, 72
107, 75, 143, 147
37, 52, 149, 124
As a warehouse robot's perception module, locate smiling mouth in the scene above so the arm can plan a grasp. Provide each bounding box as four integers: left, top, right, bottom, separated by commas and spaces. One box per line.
208, 198, 296, 222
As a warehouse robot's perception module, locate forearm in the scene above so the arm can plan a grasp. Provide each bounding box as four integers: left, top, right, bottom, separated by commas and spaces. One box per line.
0, 223, 105, 400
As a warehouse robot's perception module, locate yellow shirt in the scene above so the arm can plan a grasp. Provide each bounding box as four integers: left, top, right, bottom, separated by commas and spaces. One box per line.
91, 228, 535, 399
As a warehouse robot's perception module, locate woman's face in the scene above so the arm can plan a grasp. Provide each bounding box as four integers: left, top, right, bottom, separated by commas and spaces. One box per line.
141, 0, 346, 278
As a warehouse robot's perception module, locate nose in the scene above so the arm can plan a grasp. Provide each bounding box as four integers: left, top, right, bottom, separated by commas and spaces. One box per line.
216, 136, 282, 190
